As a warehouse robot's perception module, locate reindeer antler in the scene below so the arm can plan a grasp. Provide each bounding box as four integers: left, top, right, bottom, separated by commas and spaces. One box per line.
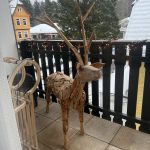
34, 16, 84, 65
34, 0, 95, 65
76, 0, 95, 65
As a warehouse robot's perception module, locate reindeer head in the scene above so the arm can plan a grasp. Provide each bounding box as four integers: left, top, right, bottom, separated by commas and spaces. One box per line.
76, 62, 105, 83
35, 0, 105, 80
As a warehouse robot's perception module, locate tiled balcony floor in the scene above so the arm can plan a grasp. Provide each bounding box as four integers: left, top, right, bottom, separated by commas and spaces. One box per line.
35, 98, 150, 150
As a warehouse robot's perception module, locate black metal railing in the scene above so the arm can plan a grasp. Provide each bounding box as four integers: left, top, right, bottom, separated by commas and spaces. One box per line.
19, 40, 150, 134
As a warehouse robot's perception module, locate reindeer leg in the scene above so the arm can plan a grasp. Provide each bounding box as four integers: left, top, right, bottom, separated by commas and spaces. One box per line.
78, 100, 84, 135
61, 103, 69, 149
78, 92, 86, 135
46, 88, 52, 113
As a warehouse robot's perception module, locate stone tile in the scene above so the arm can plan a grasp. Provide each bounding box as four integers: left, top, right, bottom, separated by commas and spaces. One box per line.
106, 145, 122, 150
58, 109, 93, 130
38, 121, 77, 150
38, 142, 53, 150
35, 98, 46, 113
85, 116, 121, 143
37, 103, 61, 120
35, 114, 54, 133
111, 126, 150, 150
69, 133, 108, 150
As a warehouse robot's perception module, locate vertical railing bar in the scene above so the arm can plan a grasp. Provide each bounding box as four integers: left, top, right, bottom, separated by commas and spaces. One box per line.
102, 42, 112, 120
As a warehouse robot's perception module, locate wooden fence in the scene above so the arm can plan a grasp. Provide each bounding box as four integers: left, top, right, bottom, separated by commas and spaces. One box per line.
19, 40, 150, 134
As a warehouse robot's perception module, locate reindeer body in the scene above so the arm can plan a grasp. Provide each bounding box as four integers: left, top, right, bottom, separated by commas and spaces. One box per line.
46, 64, 104, 149
46, 72, 73, 101
46, 71, 86, 149
46, 72, 85, 110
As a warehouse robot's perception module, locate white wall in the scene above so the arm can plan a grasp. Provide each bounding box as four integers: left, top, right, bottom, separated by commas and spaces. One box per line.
0, 0, 22, 150
0, 0, 18, 75
0, 62, 22, 150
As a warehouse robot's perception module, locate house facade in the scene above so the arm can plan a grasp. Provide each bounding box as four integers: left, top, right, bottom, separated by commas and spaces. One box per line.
10, 0, 31, 41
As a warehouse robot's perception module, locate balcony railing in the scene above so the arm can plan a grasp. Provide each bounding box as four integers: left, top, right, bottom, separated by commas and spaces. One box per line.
19, 40, 150, 134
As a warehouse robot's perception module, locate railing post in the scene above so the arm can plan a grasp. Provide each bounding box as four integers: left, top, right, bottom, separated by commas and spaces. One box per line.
70, 42, 77, 78
61, 43, 70, 76
38, 42, 47, 83
38, 42, 48, 98
102, 43, 112, 120
53, 42, 61, 72
139, 43, 150, 133
46, 42, 57, 102
20, 41, 35, 79
31, 42, 43, 99
79, 43, 90, 113
90, 43, 100, 117
46, 42, 54, 74
126, 43, 142, 129
113, 43, 126, 124
20, 41, 39, 105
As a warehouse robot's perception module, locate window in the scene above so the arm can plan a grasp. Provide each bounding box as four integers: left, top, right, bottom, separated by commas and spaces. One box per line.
24, 31, 28, 38
16, 19, 21, 25
18, 8, 22, 12
23, 18, 27, 25
18, 32, 22, 39
52, 35, 56, 38
32, 35, 38, 40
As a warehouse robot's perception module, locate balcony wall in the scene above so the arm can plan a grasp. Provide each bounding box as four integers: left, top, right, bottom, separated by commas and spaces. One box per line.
19, 40, 150, 134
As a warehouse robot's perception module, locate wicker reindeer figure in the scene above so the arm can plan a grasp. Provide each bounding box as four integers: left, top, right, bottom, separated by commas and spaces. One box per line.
36, 1, 105, 149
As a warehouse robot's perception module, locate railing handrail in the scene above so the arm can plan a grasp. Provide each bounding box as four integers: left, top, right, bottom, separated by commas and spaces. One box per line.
19, 39, 150, 44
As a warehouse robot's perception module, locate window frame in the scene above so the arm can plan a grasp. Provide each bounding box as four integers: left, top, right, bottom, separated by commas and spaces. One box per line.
23, 18, 27, 26
18, 31, 22, 39
18, 7, 22, 12
24, 31, 28, 38
16, 18, 21, 26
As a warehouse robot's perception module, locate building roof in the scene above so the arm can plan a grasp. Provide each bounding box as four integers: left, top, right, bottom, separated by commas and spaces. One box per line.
125, 0, 150, 40
30, 24, 58, 34
9, 0, 23, 14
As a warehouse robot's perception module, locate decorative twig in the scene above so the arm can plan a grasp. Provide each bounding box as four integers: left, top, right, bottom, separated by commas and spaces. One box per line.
76, 0, 95, 65
87, 32, 94, 50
